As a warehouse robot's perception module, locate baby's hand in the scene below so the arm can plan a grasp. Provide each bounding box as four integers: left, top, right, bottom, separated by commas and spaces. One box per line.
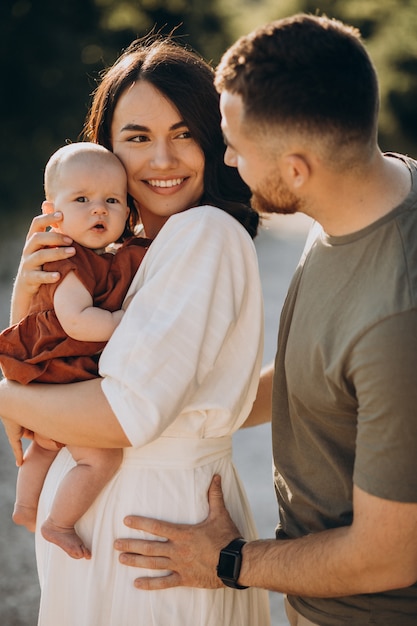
1, 419, 32, 466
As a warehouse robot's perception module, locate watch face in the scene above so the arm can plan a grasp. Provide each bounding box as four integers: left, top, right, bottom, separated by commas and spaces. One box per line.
217, 539, 248, 590
218, 552, 239, 578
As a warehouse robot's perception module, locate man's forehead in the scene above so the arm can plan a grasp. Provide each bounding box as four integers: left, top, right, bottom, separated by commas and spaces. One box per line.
220, 91, 244, 138
220, 90, 243, 116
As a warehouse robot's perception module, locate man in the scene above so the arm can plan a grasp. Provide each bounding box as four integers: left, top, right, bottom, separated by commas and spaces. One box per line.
114, 14, 417, 625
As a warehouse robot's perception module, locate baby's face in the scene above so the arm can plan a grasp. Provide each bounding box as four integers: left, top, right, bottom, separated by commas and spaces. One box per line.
48, 157, 129, 249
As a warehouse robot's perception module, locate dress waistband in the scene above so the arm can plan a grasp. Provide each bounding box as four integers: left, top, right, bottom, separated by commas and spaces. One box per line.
122, 435, 232, 469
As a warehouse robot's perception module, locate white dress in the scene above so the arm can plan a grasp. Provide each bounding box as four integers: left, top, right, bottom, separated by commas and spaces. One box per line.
35, 206, 270, 625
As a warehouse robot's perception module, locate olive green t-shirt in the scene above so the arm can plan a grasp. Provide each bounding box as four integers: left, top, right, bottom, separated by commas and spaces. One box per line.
272, 154, 417, 625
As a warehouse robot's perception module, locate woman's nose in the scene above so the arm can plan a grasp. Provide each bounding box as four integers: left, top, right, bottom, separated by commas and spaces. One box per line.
150, 140, 178, 169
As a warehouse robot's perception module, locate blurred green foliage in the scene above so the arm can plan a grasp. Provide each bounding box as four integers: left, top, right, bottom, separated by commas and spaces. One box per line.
1, 0, 416, 233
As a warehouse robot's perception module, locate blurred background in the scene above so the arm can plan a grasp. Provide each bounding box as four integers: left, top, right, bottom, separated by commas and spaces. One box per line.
1, 0, 417, 244
0, 0, 416, 623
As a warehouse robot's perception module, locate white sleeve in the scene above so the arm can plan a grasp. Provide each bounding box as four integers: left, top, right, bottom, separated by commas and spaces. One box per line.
99, 206, 263, 447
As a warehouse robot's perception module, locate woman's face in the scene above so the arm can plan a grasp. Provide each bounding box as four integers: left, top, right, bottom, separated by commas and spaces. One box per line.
111, 80, 205, 238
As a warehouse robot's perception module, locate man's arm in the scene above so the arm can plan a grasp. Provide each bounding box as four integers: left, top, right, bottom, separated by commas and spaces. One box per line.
241, 363, 273, 428
114, 476, 417, 596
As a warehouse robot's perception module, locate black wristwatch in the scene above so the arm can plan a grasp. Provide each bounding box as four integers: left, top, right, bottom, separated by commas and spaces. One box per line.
216, 537, 249, 589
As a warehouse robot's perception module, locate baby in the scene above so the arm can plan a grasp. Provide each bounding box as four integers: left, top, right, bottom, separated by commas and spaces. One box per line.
0, 142, 150, 559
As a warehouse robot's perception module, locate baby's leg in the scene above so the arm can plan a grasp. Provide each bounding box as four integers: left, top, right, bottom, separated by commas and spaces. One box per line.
41, 446, 122, 559
13, 441, 59, 532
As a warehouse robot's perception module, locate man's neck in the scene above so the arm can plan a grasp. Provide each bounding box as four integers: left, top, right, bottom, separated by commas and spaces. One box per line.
308, 152, 411, 237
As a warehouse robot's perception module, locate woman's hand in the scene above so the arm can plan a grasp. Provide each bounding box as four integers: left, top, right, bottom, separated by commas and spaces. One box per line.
11, 211, 76, 323
18, 210, 76, 292
1, 418, 33, 466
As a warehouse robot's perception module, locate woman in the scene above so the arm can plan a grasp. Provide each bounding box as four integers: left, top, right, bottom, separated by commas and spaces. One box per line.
1, 37, 270, 625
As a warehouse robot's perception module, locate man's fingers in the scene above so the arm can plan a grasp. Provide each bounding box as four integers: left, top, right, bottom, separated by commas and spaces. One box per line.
115, 537, 170, 555
123, 514, 185, 539
133, 573, 181, 591
207, 475, 240, 537
207, 474, 226, 514
118, 549, 172, 571
121, 476, 229, 541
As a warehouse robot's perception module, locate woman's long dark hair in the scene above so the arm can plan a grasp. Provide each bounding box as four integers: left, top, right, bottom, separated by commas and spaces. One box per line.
83, 36, 259, 238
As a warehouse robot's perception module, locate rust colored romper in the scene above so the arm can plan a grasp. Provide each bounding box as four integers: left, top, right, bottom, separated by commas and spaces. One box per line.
0, 237, 150, 384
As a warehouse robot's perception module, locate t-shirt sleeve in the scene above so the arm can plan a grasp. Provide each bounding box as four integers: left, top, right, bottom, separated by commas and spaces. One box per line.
352, 309, 417, 502
99, 207, 262, 447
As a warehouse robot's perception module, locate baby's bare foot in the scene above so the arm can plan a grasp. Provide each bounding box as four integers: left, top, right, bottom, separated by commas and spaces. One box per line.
13, 503, 37, 532
41, 518, 91, 560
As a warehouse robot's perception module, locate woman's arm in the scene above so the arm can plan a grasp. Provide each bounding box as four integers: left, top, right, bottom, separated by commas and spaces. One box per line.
241, 363, 273, 428
0, 377, 130, 448
11, 211, 76, 324
54, 271, 124, 342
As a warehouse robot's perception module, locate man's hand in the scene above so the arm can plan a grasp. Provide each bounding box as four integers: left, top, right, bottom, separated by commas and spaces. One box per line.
1, 418, 33, 466
114, 475, 242, 590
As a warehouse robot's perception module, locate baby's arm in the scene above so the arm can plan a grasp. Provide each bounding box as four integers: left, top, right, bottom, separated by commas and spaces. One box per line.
54, 271, 124, 342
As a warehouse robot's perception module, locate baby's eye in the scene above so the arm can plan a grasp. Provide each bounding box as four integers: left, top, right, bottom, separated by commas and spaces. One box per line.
106, 197, 119, 204
75, 196, 88, 203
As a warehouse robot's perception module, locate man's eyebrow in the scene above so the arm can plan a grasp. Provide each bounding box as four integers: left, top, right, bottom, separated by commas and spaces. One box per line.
120, 121, 187, 132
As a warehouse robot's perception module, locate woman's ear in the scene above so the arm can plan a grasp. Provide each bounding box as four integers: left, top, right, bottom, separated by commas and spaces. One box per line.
42, 201, 60, 228
283, 154, 311, 190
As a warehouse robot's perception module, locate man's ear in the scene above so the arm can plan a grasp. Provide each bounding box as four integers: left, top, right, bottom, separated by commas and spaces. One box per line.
41, 201, 60, 228
282, 154, 311, 190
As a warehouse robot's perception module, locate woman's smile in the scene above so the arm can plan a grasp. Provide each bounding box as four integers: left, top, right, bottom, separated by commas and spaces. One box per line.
145, 177, 186, 190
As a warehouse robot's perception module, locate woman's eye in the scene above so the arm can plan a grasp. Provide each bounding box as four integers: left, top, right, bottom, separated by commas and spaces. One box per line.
177, 130, 192, 139
129, 135, 149, 143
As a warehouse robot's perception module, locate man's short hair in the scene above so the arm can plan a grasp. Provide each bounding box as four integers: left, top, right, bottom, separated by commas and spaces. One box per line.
215, 14, 379, 147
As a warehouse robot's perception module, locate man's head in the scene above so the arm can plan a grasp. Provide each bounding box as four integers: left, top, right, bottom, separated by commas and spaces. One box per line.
214, 14, 380, 214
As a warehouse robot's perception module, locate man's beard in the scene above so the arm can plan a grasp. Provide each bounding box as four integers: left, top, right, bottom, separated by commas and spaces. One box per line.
250, 174, 303, 215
